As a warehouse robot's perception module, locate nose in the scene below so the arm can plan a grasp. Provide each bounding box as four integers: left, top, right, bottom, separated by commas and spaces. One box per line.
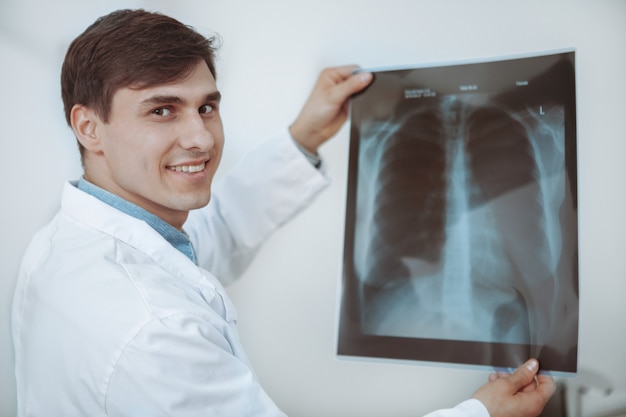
179, 112, 215, 151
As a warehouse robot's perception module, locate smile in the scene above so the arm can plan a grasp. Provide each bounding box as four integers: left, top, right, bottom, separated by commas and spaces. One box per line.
167, 162, 206, 173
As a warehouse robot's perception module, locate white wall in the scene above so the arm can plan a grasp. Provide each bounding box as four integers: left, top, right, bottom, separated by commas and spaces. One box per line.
1, 1, 625, 416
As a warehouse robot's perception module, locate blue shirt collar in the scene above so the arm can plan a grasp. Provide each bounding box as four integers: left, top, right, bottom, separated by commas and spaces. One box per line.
76, 178, 198, 265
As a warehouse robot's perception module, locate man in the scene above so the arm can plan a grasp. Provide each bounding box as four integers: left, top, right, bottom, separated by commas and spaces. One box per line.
12, 8, 555, 417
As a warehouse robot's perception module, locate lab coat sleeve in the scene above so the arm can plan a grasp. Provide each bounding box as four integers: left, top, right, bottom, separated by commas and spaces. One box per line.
185, 130, 330, 285
423, 399, 490, 417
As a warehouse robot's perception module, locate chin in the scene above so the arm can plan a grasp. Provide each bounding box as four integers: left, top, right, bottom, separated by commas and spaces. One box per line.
187, 193, 212, 211
166, 187, 212, 212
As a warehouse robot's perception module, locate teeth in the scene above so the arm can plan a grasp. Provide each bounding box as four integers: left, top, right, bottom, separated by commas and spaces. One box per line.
168, 162, 205, 173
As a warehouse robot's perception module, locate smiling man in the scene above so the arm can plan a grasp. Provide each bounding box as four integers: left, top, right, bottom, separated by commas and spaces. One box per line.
12, 8, 554, 417
72, 60, 223, 229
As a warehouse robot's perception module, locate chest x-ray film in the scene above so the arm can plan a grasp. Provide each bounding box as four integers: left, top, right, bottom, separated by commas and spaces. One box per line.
337, 51, 578, 374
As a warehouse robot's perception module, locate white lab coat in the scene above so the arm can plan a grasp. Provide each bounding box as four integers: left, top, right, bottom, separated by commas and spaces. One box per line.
12, 131, 489, 417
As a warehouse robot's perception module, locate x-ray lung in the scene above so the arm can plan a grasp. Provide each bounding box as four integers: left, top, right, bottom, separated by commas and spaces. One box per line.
337, 51, 578, 373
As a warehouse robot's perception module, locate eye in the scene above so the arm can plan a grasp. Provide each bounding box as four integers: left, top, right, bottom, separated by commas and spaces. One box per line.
152, 107, 171, 117
199, 104, 214, 114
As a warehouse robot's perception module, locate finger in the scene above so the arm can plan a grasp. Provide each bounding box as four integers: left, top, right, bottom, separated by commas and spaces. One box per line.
329, 71, 373, 104
507, 359, 540, 392
519, 376, 539, 393
326, 65, 361, 80
536, 374, 553, 384
532, 374, 557, 401
537, 374, 556, 391
488, 372, 511, 382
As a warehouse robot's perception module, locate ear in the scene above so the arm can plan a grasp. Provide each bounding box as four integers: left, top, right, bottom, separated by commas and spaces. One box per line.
70, 104, 104, 153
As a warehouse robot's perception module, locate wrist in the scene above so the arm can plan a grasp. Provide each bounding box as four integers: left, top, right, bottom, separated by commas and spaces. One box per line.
289, 122, 320, 154
290, 129, 322, 169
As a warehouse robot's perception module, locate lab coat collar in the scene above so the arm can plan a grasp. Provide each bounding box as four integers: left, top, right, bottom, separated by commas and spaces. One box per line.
61, 180, 237, 323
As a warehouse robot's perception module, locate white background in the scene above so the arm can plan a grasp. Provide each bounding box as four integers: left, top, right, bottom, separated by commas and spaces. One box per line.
1, 1, 625, 416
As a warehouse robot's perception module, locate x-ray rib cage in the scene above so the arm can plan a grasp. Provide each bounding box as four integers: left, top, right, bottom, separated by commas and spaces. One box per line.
338, 51, 578, 373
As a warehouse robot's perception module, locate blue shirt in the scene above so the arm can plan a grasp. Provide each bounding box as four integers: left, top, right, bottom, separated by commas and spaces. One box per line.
77, 178, 198, 264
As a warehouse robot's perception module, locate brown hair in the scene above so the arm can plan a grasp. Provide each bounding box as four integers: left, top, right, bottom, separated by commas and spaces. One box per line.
61, 9, 219, 157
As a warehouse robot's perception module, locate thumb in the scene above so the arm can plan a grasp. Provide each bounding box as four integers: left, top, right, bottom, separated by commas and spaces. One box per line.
332, 71, 373, 103
508, 359, 540, 392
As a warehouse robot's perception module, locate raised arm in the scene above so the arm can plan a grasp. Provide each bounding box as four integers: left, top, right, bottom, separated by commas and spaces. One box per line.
290, 65, 373, 153
187, 66, 373, 283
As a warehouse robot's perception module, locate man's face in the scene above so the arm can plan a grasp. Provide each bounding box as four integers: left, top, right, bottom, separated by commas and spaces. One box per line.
88, 60, 224, 229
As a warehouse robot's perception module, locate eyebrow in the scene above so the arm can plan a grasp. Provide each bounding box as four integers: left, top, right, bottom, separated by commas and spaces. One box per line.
139, 91, 222, 108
